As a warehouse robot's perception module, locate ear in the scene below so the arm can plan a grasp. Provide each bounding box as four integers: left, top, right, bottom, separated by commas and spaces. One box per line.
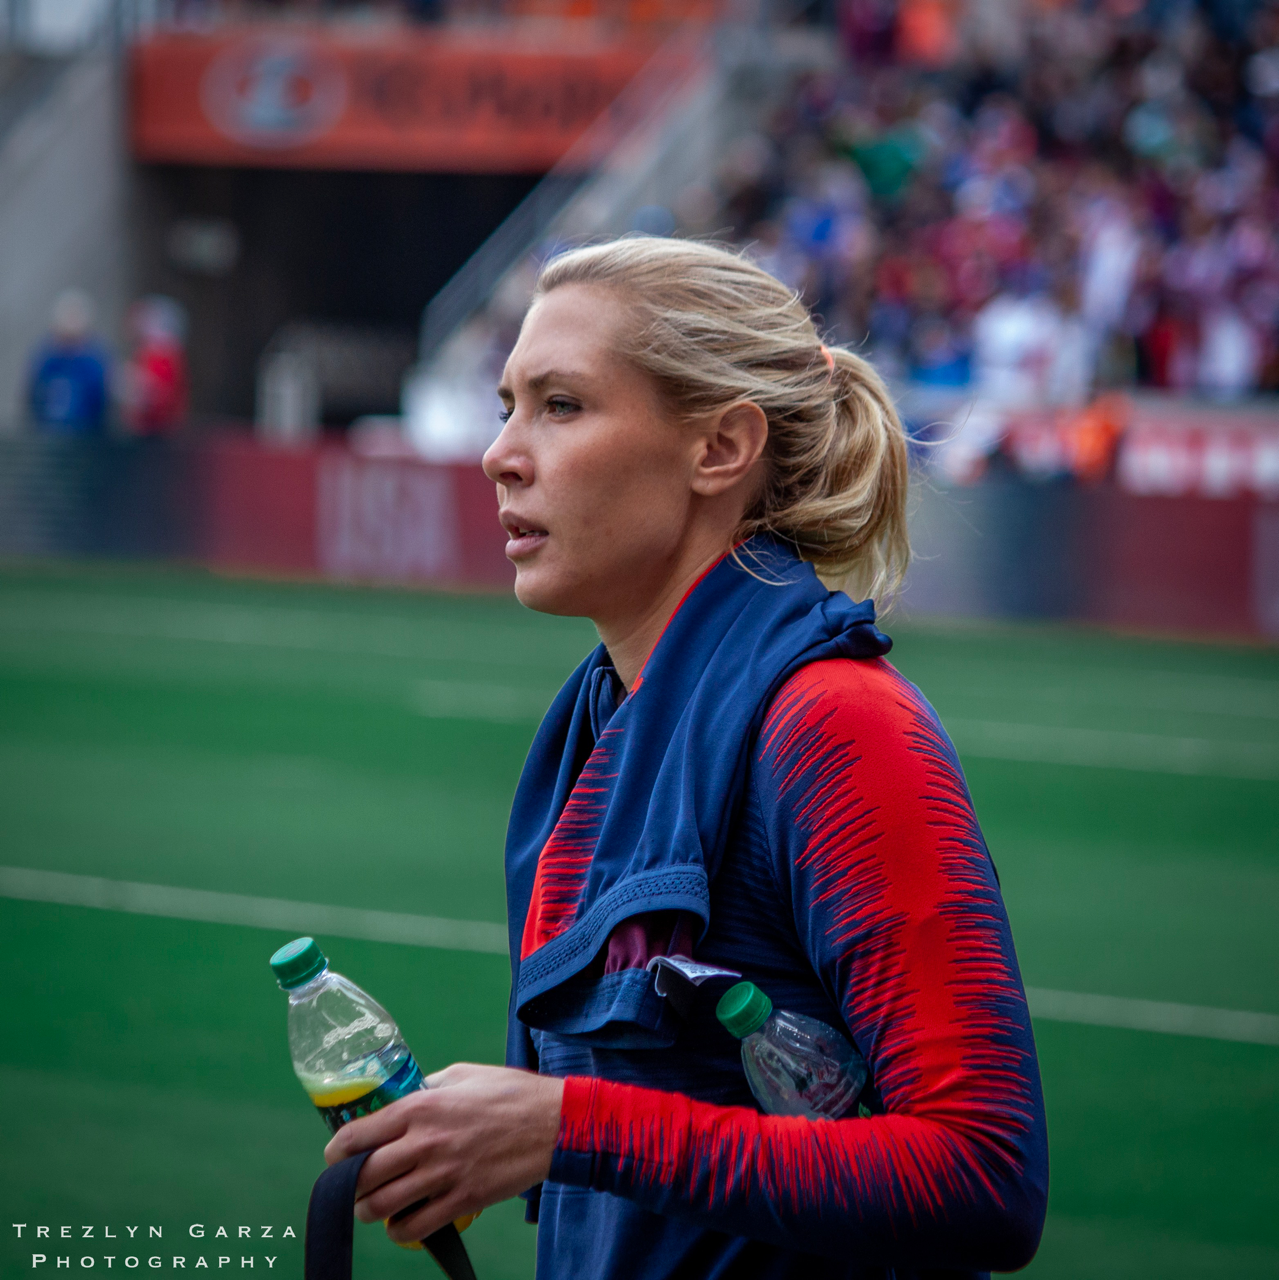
690, 401, 769, 498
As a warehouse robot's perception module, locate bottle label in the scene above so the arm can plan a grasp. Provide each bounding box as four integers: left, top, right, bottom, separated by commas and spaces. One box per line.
315, 1054, 424, 1134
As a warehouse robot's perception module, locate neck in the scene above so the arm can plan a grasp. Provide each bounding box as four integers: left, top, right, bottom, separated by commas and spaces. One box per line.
596, 542, 729, 691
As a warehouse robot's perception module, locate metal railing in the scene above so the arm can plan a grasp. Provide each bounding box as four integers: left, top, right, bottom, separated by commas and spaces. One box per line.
0, 0, 113, 53
417, 26, 711, 365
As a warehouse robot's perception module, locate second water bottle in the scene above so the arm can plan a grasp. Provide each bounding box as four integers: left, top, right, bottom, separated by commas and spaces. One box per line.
716, 980, 869, 1120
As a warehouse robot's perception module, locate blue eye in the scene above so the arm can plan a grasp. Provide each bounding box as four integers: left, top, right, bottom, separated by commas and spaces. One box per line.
498, 407, 514, 423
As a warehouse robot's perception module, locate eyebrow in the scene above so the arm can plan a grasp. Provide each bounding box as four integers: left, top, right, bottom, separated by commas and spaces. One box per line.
498, 368, 594, 399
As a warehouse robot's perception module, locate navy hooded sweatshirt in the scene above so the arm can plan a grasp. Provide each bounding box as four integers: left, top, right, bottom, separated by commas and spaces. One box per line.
505, 548, 1048, 1279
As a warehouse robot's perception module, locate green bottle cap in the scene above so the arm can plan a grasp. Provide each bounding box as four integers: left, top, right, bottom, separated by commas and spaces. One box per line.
270, 937, 328, 990
716, 981, 773, 1039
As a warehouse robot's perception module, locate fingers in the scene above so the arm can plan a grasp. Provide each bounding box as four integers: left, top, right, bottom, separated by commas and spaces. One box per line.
352, 1133, 433, 1207
354, 1160, 452, 1225
383, 1187, 474, 1246
423, 1061, 482, 1089
323, 1063, 561, 1239
345, 1095, 463, 1220
323, 1093, 416, 1165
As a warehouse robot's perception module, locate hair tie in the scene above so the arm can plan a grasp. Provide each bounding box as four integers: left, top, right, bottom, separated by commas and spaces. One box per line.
819, 344, 835, 373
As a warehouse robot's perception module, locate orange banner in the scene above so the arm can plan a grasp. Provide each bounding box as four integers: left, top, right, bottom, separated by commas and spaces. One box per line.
130, 28, 656, 172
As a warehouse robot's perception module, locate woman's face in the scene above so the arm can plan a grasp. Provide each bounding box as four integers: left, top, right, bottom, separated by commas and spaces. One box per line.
485, 284, 719, 622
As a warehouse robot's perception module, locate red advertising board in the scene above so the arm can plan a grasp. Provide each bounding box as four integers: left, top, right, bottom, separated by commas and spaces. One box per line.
199, 437, 511, 589
317, 450, 509, 585
1117, 419, 1279, 500
129, 27, 656, 172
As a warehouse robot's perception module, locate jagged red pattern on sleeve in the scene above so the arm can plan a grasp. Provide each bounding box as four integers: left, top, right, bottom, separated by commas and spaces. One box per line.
559, 1075, 984, 1224
521, 728, 620, 959
554, 658, 1040, 1232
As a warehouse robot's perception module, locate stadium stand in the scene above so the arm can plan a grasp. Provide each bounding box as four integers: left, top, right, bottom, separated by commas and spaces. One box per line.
0, 0, 1275, 636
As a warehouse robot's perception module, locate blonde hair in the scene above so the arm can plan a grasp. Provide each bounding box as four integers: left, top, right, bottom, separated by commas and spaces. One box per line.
534, 237, 910, 603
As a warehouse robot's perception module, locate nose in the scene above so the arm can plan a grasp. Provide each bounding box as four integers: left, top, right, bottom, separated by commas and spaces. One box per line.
482, 417, 531, 488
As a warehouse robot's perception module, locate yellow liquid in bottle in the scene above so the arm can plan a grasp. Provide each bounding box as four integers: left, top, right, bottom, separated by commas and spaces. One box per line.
307, 1079, 383, 1108
297, 1067, 478, 1238
298, 1062, 388, 1110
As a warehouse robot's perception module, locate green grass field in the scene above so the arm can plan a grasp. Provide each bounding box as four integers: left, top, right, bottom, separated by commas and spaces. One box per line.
1, 561, 1275, 1279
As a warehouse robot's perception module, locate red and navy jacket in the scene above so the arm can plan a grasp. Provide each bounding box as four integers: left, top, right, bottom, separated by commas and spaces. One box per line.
516, 656, 1048, 1279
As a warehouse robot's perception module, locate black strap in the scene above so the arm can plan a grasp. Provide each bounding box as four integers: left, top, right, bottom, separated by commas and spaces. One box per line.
420, 1223, 477, 1280
305, 1152, 369, 1280
306, 1153, 476, 1280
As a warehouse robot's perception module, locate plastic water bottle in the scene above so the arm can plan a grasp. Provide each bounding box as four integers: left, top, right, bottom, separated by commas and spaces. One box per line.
716, 981, 869, 1120
269, 937, 479, 1246
270, 937, 426, 1134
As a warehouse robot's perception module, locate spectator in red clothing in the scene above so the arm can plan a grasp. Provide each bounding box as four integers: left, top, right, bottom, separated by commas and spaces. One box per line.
121, 296, 189, 436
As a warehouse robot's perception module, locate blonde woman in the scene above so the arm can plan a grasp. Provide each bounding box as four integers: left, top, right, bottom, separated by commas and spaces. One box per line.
327, 239, 1048, 1279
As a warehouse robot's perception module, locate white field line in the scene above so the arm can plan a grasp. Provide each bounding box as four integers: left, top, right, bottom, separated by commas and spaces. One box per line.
3, 866, 1277, 1046
409, 683, 1279, 781
947, 719, 1279, 781
0, 866, 508, 955
1007, 671, 1279, 721
1024, 987, 1279, 1046
408, 683, 1279, 774
412, 679, 553, 723
0, 592, 566, 665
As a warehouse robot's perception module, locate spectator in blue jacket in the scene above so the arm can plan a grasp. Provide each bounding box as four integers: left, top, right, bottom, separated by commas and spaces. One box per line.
27, 289, 110, 435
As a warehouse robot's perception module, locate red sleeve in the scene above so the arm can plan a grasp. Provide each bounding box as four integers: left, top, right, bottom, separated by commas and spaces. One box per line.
548, 658, 1048, 1271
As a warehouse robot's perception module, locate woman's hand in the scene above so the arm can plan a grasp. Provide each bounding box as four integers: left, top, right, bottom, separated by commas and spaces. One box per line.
323, 1063, 565, 1244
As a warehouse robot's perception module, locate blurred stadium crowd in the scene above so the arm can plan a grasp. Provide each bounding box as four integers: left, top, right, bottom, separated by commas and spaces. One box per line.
410, 0, 1279, 482
15, 0, 1279, 491
685, 0, 1279, 408
3, 0, 1276, 622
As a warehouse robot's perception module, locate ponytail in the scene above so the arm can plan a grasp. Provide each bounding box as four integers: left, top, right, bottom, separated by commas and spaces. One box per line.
743, 343, 910, 601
